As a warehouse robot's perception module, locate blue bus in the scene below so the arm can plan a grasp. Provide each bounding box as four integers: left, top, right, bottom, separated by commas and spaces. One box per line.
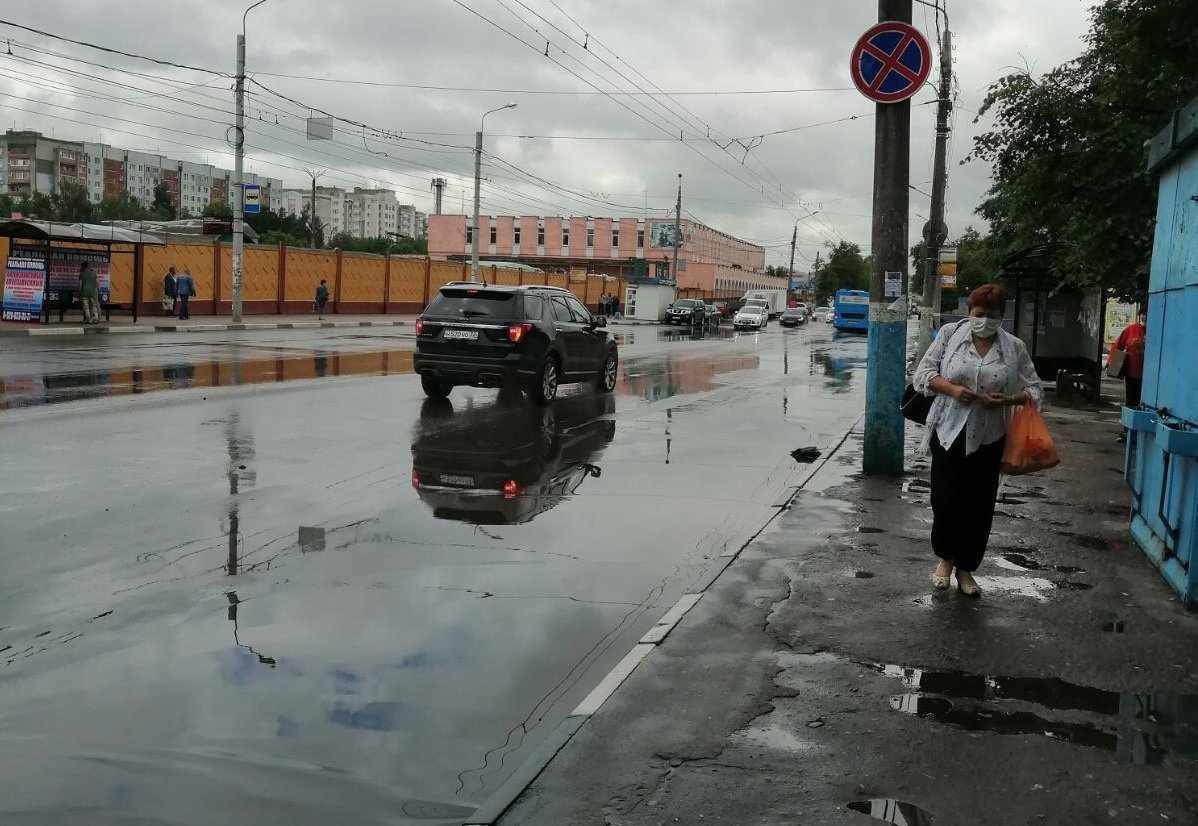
833, 289, 869, 332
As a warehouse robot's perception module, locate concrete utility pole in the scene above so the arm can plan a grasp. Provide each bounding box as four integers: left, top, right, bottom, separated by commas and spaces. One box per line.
915, 26, 953, 364
232, 0, 269, 324
472, 104, 517, 282
863, 0, 913, 476
672, 173, 682, 283
788, 223, 797, 281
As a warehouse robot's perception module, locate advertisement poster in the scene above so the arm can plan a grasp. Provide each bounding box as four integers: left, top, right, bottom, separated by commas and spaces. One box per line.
648, 223, 685, 249
2, 248, 48, 324
47, 250, 111, 304
1105, 300, 1137, 347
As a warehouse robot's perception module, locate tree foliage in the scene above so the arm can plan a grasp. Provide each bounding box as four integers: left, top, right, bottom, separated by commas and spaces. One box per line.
811, 241, 870, 304
967, 0, 1197, 297
202, 201, 233, 219
911, 227, 1008, 310
326, 231, 427, 255
151, 182, 175, 219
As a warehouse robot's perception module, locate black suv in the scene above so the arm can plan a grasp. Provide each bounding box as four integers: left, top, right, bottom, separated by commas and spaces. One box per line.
665, 298, 707, 326
413, 284, 618, 404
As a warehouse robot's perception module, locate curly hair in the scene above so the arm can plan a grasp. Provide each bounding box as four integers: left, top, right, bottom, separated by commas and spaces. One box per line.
967, 284, 1007, 314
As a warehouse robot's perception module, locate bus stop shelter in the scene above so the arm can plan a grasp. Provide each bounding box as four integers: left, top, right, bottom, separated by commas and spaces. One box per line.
0, 220, 165, 324
998, 242, 1105, 395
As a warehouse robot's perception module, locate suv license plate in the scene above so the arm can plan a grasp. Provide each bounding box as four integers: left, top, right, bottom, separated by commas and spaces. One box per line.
439, 474, 475, 486
443, 329, 479, 341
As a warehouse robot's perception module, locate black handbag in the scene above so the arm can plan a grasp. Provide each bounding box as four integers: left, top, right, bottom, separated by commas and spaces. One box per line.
901, 384, 934, 425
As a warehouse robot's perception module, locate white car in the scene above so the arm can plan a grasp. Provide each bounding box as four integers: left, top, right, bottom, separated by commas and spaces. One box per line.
733, 307, 768, 330
812, 306, 833, 323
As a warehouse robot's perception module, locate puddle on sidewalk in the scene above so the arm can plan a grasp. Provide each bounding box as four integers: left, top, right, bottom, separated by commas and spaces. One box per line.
994, 553, 1086, 575
1, 349, 415, 409
847, 798, 934, 825
867, 662, 1198, 765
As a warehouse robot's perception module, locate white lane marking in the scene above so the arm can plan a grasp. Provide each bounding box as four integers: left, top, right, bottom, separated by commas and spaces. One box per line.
571, 643, 655, 717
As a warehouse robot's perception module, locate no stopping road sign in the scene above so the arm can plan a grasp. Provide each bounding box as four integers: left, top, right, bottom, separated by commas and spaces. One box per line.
850, 21, 931, 104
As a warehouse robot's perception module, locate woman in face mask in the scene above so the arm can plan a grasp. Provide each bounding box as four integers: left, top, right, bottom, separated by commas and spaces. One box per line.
912, 284, 1044, 596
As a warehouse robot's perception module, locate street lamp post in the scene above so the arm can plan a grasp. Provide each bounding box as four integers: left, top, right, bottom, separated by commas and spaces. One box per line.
472, 103, 516, 282
232, 0, 269, 324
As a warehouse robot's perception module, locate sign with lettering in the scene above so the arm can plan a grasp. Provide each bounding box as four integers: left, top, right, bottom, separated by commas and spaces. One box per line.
3, 247, 47, 323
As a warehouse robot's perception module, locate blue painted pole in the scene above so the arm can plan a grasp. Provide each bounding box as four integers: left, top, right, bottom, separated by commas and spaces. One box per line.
863, 0, 912, 476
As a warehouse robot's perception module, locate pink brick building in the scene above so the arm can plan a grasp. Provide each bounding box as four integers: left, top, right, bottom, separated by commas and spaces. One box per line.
427, 214, 779, 298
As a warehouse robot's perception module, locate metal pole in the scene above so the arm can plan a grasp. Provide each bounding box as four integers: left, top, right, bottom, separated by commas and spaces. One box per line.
672, 173, 681, 282
863, 0, 913, 476
788, 223, 797, 283
310, 173, 317, 249
232, 33, 245, 323
915, 27, 953, 364
471, 129, 482, 282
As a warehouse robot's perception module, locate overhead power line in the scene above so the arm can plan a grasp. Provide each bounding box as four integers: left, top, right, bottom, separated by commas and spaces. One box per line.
0, 18, 225, 75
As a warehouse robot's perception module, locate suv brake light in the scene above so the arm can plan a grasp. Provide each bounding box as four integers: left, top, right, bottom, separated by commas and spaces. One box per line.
503, 480, 524, 498
415, 318, 424, 335
508, 323, 533, 343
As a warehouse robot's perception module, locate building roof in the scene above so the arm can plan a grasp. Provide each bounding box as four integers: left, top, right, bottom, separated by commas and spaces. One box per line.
0, 219, 165, 245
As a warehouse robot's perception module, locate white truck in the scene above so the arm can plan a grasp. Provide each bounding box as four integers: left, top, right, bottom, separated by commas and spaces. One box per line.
741, 289, 788, 318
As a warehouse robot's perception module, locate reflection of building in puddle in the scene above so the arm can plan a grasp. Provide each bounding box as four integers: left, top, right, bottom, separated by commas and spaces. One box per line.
871, 662, 1198, 765
0, 349, 415, 409
810, 344, 867, 387
411, 392, 614, 525
618, 352, 758, 402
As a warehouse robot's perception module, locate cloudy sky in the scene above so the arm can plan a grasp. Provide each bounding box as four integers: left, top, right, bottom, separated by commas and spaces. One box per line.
0, 0, 1094, 266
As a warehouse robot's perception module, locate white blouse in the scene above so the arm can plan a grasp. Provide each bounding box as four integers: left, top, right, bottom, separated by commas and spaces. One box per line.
913, 321, 1044, 456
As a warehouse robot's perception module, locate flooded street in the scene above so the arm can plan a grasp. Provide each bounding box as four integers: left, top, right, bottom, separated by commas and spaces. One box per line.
0, 322, 867, 824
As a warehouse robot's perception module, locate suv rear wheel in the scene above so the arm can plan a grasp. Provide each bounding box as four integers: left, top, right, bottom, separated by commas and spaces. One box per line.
530, 353, 560, 405
421, 375, 453, 399
597, 349, 618, 393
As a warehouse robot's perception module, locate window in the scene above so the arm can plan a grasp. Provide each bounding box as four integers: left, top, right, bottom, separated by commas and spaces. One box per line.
466, 225, 473, 243
565, 294, 592, 324
513, 226, 521, 245
537, 226, 545, 246
562, 227, 570, 246
586, 228, 594, 247
637, 228, 644, 248
489, 225, 497, 244
549, 295, 573, 323
523, 293, 543, 320
611, 229, 619, 247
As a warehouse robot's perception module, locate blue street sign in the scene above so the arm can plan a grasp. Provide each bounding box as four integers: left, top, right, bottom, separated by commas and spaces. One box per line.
243, 184, 262, 214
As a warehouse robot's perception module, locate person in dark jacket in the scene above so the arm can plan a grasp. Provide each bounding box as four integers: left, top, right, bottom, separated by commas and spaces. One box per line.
162, 267, 177, 316
315, 280, 330, 319
175, 269, 196, 320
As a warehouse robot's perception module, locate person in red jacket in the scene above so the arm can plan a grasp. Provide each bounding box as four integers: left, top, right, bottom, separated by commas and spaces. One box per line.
1110, 309, 1147, 407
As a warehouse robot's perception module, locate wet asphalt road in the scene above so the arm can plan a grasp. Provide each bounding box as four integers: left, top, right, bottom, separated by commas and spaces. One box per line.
0, 321, 868, 825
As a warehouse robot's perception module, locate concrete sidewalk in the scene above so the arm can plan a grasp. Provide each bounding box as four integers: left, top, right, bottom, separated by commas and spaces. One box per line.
496, 394, 1198, 825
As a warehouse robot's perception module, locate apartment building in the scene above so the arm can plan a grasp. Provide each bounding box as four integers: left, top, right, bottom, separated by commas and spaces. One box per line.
281, 186, 352, 237
280, 186, 424, 240
3, 130, 87, 197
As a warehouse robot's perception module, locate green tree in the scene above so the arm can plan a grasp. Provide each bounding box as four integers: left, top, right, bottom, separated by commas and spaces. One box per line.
51, 180, 94, 222
968, 0, 1197, 297
17, 192, 54, 219
151, 182, 175, 219
764, 265, 791, 279
812, 241, 870, 304
202, 201, 233, 219
0, 194, 17, 219
911, 227, 1008, 310
259, 230, 307, 247
96, 192, 149, 221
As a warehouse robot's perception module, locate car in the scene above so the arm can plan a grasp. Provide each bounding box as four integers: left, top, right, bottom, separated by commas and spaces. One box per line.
703, 303, 723, 326
779, 307, 807, 327
413, 284, 618, 405
664, 298, 708, 326
744, 298, 771, 315
812, 306, 833, 323
733, 306, 768, 330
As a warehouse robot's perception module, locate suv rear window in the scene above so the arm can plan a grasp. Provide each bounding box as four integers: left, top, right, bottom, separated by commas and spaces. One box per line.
674, 300, 700, 309
426, 288, 517, 320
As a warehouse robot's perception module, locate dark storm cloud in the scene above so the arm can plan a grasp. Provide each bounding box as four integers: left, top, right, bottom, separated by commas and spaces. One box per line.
2, 0, 1089, 264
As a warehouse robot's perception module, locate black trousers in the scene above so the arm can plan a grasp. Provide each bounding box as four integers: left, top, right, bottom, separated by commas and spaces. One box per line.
1125, 377, 1142, 407
930, 431, 1005, 572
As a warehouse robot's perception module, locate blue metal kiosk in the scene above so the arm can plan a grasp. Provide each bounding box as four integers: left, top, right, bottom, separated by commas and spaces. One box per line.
1123, 96, 1198, 608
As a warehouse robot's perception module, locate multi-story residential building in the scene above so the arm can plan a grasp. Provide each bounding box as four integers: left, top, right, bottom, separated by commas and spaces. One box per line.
349, 188, 399, 239
428, 214, 770, 297
281, 186, 351, 236
397, 204, 427, 239
3, 130, 87, 197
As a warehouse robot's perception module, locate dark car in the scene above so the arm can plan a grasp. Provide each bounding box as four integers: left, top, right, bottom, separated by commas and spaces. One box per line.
664, 298, 707, 326
414, 284, 618, 405
780, 307, 807, 327
411, 392, 616, 525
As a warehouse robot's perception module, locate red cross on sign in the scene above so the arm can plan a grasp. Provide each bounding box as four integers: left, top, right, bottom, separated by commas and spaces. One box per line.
850, 21, 931, 104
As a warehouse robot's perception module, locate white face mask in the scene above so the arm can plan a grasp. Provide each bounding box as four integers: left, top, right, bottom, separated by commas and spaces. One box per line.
969, 316, 1002, 338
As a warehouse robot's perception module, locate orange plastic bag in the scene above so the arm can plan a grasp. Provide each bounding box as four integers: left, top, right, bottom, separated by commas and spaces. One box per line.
1001, 405, 1061, 475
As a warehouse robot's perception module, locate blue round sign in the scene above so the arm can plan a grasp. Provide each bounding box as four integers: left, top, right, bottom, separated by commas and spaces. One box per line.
850, 21, 931, 104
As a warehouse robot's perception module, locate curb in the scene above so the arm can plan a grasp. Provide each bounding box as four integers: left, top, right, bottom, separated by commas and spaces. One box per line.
2, 320, 412, 338
465, 415, 865, 825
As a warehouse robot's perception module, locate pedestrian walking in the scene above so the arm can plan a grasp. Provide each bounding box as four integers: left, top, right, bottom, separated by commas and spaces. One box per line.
78, 262, 101, 325
175, 268, 196, 320
599, 292, 610, 317
314, 280, 330, 319
162, 266, 177, 316
1109, 308, 1147, 408
912, 284, 1044, 597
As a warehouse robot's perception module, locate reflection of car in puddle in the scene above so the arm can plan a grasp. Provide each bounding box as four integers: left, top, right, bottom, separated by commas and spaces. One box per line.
411, 391, 615, 525
812, 338, 868, 385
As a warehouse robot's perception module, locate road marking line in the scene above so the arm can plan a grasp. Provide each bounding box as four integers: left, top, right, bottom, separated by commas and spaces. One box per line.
571, 643, 655, 717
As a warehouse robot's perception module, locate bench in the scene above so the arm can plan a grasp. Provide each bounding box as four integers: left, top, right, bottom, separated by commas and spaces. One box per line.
40, 292, 132, 324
